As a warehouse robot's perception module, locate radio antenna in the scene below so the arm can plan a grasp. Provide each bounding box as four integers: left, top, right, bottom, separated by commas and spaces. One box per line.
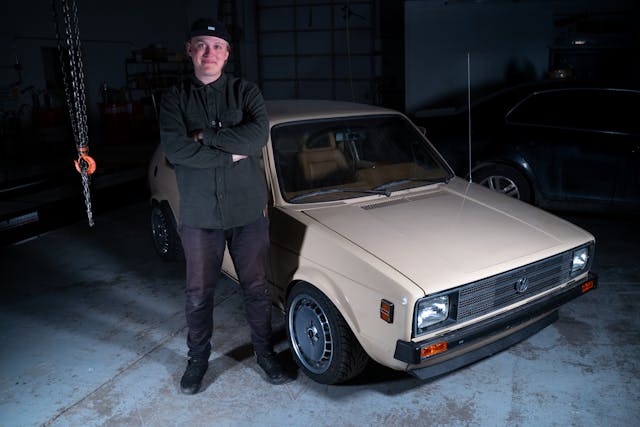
467, 51, 472, 183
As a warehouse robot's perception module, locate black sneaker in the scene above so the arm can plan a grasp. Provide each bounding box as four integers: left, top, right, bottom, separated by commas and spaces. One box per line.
180, 358, 208, 394
256, 352, 291, 385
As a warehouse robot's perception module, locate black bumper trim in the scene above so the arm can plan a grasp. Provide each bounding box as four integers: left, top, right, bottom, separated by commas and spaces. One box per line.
394, 272, 597, 379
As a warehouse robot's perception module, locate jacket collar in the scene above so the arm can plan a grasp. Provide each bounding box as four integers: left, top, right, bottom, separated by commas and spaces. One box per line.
190, 73, 227, 91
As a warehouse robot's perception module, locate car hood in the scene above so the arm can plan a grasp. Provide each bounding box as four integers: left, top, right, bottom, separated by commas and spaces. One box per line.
301, 178, 592, 295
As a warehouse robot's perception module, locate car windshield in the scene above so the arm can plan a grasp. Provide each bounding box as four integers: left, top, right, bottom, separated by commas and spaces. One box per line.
271, 114, 453, 203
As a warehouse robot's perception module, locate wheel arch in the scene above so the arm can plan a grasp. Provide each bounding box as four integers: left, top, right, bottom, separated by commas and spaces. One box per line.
470, 158, 538, 204
285, 268, 363, 338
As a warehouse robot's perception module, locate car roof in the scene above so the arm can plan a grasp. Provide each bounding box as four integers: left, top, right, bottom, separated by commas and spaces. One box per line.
265, 100, 399, 125
471, 79, 640, 108
416, 80, 640, 118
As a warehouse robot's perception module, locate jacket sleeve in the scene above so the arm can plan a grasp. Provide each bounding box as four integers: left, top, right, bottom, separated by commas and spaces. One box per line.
201, 83, 269, 157
159, 87, 232, 169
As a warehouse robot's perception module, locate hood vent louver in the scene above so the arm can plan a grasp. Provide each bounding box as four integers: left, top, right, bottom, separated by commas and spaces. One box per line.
360, 198, 409, 210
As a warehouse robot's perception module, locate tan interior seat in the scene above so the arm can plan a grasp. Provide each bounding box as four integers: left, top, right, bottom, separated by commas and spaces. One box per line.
298, 132, 349, 182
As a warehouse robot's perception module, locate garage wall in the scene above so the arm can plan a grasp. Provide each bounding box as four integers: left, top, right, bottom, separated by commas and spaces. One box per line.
404, 0, 553, 113
2, 0, 636, 119
1, 0, 219, 117
404, 0, 639, 114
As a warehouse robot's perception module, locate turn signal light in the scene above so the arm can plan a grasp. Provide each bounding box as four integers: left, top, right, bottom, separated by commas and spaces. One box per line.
421, 341, 448, 359
380, 299, 394, 323
581, 280, 595, 293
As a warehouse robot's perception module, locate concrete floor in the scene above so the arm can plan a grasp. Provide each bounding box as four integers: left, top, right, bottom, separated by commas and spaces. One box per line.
1, 201, 638, 427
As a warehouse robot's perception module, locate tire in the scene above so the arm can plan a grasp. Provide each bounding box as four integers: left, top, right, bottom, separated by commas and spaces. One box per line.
150, 201, 182, 261
286, 283, 369, 384
474, 164, 533, 204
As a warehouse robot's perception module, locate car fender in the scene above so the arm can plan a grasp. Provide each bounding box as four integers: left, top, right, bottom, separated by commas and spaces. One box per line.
286, 258, 417, 367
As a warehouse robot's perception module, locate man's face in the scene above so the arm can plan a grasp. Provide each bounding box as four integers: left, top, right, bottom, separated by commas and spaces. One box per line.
186, 35, 229, 84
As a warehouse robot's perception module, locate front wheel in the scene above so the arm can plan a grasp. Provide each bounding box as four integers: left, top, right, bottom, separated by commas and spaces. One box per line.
286, 283, 369, 384
474, 164, 533, 204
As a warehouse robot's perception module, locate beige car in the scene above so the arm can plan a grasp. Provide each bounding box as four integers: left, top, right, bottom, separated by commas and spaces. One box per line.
148, 100, 597, 384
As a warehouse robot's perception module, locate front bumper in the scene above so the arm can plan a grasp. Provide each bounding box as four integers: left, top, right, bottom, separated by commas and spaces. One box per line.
394, 272, 597, 380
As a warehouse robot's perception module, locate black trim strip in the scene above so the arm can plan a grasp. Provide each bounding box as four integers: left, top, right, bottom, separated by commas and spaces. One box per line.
408, 311, 558, 380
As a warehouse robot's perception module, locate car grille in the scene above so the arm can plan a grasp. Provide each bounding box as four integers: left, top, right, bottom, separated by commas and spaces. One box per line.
455, 250, 574, 322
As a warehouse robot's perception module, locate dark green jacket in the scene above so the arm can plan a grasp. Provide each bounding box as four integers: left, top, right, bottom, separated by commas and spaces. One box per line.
159, 74, 269, 229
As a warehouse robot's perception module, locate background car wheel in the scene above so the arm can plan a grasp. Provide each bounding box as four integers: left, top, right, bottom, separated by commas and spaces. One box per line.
150, 201, 182, 261
474, 164, 532, 204
287, 283, 369, 384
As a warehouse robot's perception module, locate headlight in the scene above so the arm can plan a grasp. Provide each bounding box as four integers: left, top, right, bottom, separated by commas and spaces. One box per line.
571, 246, 589, 274
416, 295, 449, 332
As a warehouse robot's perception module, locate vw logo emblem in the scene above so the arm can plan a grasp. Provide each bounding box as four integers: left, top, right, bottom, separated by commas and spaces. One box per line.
515, 277, 529, 293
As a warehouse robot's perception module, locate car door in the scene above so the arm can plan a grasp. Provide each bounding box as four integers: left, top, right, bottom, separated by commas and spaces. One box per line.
615, 133, 640, 210
603, 91, 640, 210
506, 88, 627, 209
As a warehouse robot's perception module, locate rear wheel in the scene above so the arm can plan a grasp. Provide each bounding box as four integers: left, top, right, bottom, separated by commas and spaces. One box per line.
151, 201, 182, 261
286, 283, 369, 384
474, 164, 533, 204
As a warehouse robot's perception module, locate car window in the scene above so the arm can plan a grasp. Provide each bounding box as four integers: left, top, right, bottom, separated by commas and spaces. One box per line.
271, 114, 452, 203
506, 89, 639, 135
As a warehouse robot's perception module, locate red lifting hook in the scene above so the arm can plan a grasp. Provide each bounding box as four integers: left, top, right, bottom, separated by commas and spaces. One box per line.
74, 146, 97, 175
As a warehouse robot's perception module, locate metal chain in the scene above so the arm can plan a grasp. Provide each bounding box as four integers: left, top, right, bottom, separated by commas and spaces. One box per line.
80, 163, 94, 226
52, 0, 94, 226
66, 0, 89, 147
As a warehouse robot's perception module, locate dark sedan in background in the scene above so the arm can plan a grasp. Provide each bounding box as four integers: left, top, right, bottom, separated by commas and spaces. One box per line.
413, 81, 640, 213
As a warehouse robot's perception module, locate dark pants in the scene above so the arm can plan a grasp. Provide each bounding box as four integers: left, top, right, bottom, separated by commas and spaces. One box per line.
179, 216, 272, 359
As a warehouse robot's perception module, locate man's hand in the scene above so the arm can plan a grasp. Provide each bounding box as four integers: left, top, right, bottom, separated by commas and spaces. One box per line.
190, 130, 204, 142
232, 154, 248, 162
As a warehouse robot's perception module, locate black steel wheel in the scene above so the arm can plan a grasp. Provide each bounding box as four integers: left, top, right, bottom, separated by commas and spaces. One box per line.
286, 283, 369, 384
150, 201, 182, 261
474, 164, 533, 204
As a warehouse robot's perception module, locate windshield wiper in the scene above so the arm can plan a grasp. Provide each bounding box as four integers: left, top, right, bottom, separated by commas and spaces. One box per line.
373, 176, 450, 191
289, 188, 391, 202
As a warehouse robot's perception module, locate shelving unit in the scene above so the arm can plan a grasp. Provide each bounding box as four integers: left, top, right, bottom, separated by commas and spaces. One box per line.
97, 55, 189, 145
125, 58, 188, 101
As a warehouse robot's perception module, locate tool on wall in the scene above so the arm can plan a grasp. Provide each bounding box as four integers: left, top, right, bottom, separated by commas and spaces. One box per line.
52, 0, 95, 226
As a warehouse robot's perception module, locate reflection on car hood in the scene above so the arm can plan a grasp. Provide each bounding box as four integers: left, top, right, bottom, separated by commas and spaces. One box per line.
302, 178, 593, 294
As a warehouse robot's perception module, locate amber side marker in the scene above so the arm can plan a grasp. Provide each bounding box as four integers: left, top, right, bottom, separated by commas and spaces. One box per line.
421, 341, 448, 359
380, 299, 394, 323
581, 280, 595, 293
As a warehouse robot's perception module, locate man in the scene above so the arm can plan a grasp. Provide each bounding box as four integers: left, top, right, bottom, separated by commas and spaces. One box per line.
159, 18, 290, 394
